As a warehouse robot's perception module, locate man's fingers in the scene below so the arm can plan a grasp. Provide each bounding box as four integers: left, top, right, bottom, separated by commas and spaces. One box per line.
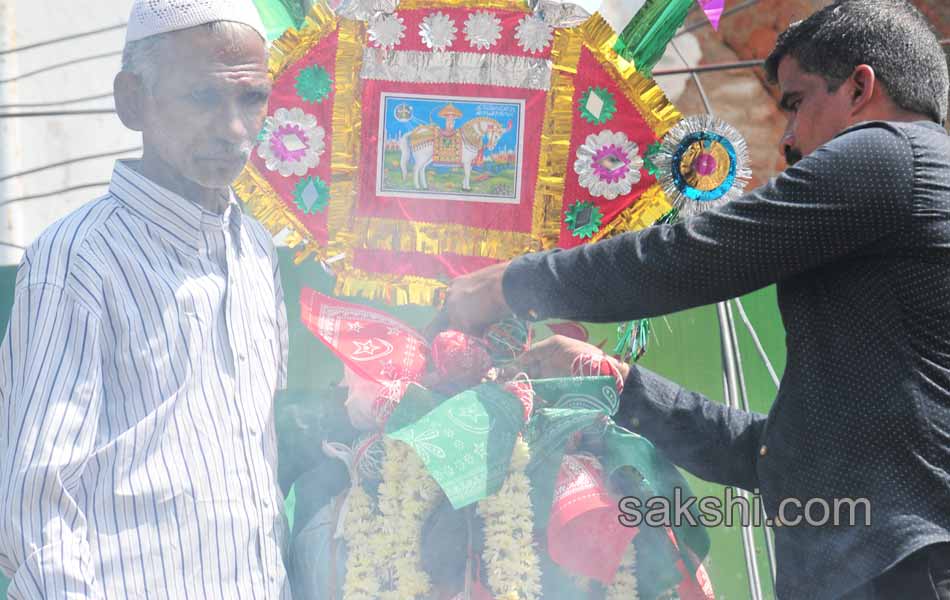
511, 349, 543, 379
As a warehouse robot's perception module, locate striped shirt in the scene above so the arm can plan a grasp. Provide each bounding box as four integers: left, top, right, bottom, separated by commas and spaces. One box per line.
0, 160, 290, 599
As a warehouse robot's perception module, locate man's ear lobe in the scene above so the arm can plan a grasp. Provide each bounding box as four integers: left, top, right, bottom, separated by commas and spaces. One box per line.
114, 71, 146, 131
850, 64, 876, 111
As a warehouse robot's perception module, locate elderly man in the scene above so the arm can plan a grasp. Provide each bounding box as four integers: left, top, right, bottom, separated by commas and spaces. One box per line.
443, 1, 950, 599
0, 1, 289, 597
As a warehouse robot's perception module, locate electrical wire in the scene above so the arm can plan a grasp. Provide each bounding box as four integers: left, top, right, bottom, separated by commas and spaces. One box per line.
0, 182, 111, 208
0, 92, 113, 110
653, 59, 765, 77
734, 297, 782, 388
0, 147, 141, 182
0, 24, 126, 56
670, 40, 715, 114
0, 109, 117, 119
0, 51, 122, 86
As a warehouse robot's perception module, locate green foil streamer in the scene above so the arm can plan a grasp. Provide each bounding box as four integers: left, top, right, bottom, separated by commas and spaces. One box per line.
613, 0, 694, 76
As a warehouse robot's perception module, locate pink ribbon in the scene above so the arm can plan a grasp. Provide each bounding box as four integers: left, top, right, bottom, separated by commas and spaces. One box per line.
697, 0, 725, 30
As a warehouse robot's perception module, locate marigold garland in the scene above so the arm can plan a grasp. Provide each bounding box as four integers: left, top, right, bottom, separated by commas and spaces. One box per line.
476, 437, 541, 600
605, 541, 639, 600
375, 438, 407, 599
341, 485, 382, 600
374, 438, 442, 600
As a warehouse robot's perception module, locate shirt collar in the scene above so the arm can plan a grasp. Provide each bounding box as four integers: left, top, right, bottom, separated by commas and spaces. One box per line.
109, 160, 243, 254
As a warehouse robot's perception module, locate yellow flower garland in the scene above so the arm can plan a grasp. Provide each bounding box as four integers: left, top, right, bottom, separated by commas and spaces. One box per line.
341, 485, 382, 600
375, 438, 406, 599
605, 541, 639, 600
373, 438, 442, 600
476, 437, 541, 600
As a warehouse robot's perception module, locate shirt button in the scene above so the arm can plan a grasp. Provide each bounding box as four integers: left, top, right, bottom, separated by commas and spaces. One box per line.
239, 353, 247, 362
262, 497, 271, 508
249, 426, 259, 436
759, 445, 768, 457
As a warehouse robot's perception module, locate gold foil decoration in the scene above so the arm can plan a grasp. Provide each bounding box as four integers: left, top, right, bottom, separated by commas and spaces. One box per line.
233, 165, 325, 263
678, 140, 731, 191
591, 184, 672, 243
334, 268, 449, 306
354, 217, 535, 258
268, 1, 339, 80
327, 17, 366, 258
532, 25, 582, 251
238, 1, 685, 305
579, 13, 681, 138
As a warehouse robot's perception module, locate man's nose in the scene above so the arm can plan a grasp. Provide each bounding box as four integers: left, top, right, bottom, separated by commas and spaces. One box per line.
217, 102, 250, 144
779, 128, 796, 160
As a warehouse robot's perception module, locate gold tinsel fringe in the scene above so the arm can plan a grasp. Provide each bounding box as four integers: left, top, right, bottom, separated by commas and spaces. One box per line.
232, 166, 325, 263
532, 26, 582, 251
268, 1, 339, 79
581, 13, 682, 138
591, 184, 671, 243
354, 217, 537, 258
326, 18, 366, 258
333, 269, 448, 307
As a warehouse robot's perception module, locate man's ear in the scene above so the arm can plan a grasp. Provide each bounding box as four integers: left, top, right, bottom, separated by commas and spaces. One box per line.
114, 71, 146, 132
848, 64, 877, 115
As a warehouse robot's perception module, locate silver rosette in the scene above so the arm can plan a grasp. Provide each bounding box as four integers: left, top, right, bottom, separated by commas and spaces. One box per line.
652, 114, 751, 217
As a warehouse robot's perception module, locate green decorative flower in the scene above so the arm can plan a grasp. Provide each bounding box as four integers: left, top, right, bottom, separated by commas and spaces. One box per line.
293, 176, 330, 214
565, 200, 603, 239
578, 87, 617, 125
643, 140, 663, 176
295, 65, 334, 104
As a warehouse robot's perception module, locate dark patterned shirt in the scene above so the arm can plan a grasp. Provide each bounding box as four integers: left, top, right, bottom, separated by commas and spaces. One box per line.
503, 121, 950, 599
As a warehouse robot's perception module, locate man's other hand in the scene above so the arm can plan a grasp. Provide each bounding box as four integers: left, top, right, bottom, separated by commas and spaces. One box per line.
507, 335, 630, 381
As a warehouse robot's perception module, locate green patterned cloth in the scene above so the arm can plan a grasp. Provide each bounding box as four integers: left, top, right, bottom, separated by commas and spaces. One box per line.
603, 423, 711, 563
387, 383, 523, 509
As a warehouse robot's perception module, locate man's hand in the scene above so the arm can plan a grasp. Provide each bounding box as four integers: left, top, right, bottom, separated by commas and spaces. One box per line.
507, 335, 630, 381
438, 261, 513, 335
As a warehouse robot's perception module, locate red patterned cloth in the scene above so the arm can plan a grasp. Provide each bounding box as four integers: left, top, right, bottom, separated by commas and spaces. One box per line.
430, 330, 493, 389
547, 454, 638, 583
300, 288, 428, 383
300, 288, 428, 429
502, 376, 535, 422
570, 352, 625, 393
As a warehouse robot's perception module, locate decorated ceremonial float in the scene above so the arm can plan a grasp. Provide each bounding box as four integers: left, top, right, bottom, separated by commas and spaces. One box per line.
238, 0, 750, 597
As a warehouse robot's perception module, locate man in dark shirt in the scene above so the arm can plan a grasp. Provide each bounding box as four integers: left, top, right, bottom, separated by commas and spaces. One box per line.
439, 1, 950, 598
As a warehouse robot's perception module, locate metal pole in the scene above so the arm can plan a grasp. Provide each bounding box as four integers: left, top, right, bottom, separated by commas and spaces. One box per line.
717, 302, 766, 600
673, 35, 770, 596
726, 300, 778, 583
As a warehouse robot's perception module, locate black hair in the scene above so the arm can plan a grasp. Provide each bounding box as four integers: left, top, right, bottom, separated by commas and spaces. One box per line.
764, 0, 949, 124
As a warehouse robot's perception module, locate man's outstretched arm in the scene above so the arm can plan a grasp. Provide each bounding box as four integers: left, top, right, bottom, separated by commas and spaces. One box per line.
619, 364, 767, 491
442, 122, 913, 330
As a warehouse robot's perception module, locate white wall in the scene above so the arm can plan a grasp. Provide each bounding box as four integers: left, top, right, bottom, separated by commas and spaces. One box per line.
0, 0, 139, 265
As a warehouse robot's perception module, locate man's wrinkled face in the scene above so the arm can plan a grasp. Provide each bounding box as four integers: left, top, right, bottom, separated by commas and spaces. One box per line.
776, 56, 856, 166
140, 26, 270, 189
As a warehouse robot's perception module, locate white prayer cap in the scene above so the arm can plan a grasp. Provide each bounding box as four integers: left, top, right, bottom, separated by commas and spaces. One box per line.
125, 0, 268, 44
